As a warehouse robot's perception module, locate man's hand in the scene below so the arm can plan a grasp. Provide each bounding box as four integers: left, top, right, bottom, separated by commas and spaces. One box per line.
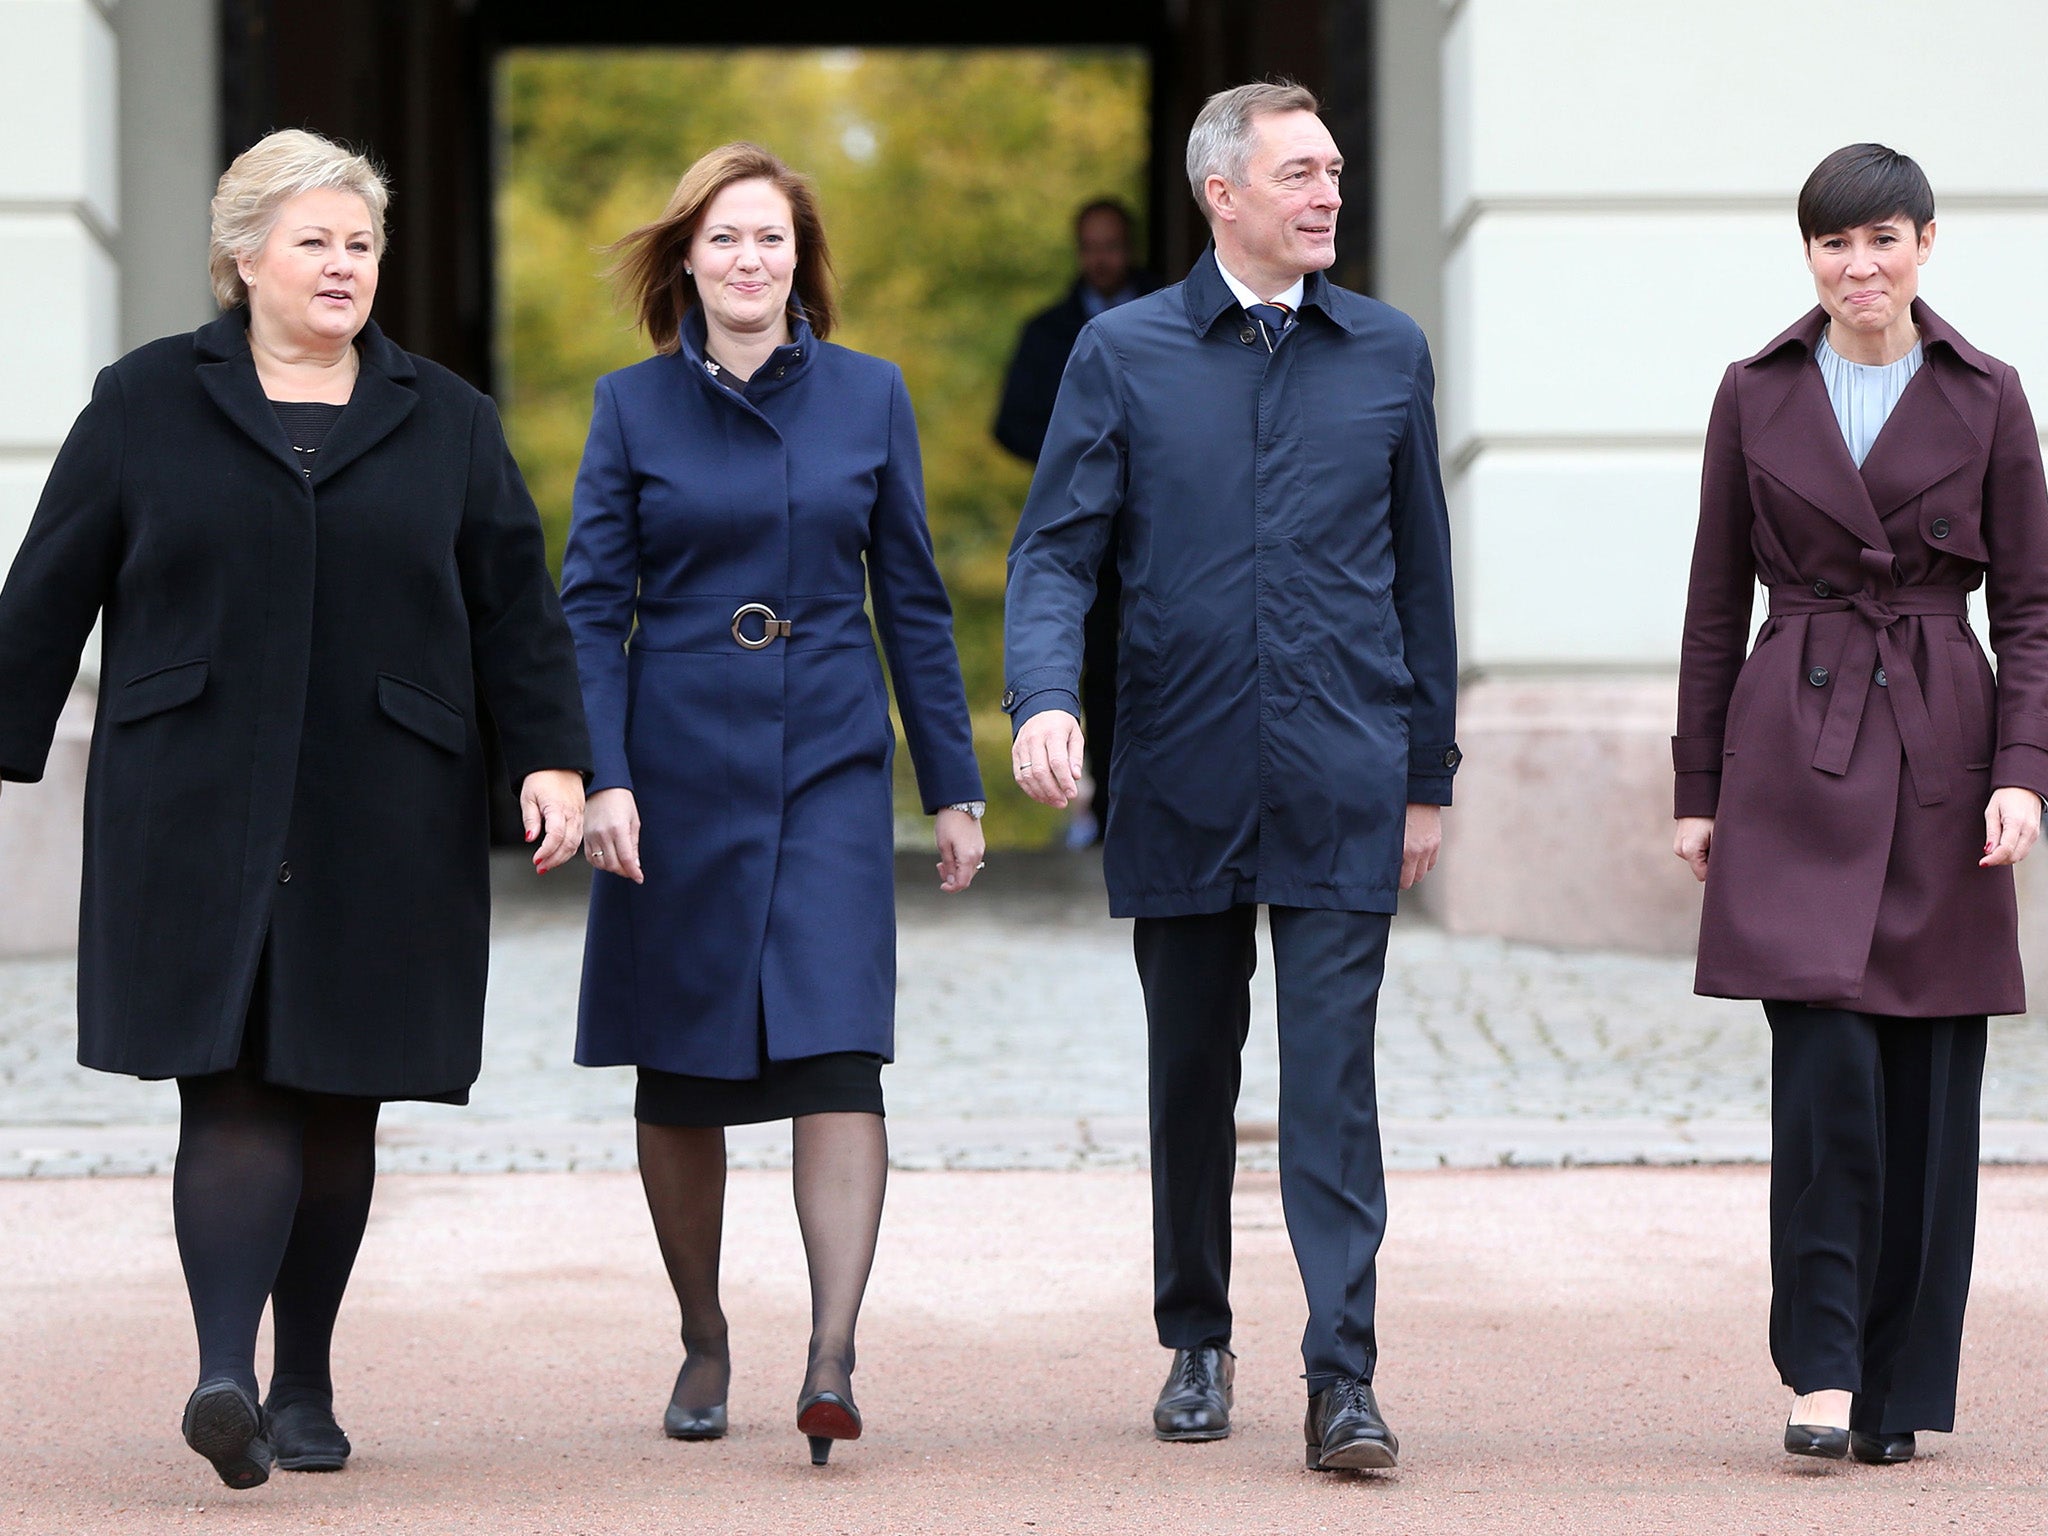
1673, 816, 1713, 882
1401, 804, 1441, 890
1013, 709, 1086, 808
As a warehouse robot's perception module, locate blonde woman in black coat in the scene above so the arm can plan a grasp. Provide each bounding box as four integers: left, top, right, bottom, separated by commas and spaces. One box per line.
0, 130, 590, 1490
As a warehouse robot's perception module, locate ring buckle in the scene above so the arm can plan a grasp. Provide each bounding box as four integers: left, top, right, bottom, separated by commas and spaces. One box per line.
731, 603, 792, 650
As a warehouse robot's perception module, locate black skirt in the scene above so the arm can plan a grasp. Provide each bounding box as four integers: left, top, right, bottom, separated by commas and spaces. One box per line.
635, 1051, 884, 1127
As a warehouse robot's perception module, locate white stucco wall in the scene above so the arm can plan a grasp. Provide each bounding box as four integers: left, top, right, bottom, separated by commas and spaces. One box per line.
1441, 0, 2048, 671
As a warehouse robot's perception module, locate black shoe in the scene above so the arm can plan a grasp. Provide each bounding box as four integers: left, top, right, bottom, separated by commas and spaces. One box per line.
1153, 1345, 1234, 1442
664, 1393, 730, 1440
1849, 1429, 1916, 1464
181, 1379, 273, 1490
1305, 1377, 1399, 1471
796, 1388, 861, 1466
1784, 1420, 1850, 1459
266, 1398, 350, 1472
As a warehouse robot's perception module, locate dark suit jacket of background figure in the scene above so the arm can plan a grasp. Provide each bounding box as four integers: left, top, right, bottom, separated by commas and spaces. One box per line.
561, 307, 983, 1080
1676, 299, 2048, 1017
1004, 247, 1460, 917
994, 272, 1162, 465
0, 308, 592, 1099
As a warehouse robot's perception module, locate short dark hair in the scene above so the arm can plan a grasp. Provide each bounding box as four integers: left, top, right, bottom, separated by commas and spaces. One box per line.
1797, 143, 1935, 242
1074, 198, 1135, 239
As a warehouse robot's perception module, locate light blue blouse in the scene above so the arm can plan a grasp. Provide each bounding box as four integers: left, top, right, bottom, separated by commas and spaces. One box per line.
1816, 328, 1924, 467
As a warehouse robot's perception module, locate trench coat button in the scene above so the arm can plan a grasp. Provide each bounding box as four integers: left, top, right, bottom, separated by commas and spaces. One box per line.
1442, 746, 1463, 769
277, 862, 292, 884
1808, 667, 1830, 687
1876, 668, 1888, 687
774, 366, 786, 378
1931, 517, 1951, 539
1001, 688, 1016, 710
1812, 579, 1831, 597
1239, 326, 1257, 345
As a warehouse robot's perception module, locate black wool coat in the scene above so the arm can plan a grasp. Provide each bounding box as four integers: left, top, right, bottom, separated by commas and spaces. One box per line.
0, 310, 591, 1097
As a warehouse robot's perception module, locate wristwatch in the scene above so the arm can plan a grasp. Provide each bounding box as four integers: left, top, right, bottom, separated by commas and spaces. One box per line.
943, 801, 986, 820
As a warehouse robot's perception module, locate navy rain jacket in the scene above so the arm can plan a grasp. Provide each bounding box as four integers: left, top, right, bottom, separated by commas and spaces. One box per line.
1004, 247, 1460, 917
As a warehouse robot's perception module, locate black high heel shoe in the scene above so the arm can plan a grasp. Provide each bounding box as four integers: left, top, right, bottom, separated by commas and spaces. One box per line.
663, 1359, 729, 1441
796, 1389, 862, 1466
1784, 1416, 1849, 1459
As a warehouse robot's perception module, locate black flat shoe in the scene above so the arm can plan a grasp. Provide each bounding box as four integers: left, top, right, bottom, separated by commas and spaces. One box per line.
1153, 1345, 1234, 1442
1849, 1429, 1916, 1464
266, 1398, 350, 1472
1784, 1420, 1849, 1459
1305, 1377, 1398, 1472
796, 1389, 861, 1466
181, 1379, 272, 1490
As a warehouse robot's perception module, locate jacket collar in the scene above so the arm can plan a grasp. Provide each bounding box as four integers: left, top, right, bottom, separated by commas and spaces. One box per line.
193, 307, 419, 486
1743, 298, 1987, 549
676, 304, 817, 408
1181, 245, 1359, 337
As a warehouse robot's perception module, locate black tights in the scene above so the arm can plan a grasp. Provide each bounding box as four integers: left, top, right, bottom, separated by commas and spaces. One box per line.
172, 1068, 380, 1408
638, 1113, 887, 1411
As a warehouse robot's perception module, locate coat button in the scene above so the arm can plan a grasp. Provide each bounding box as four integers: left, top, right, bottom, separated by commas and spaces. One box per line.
1239, 326, 1257, 345
277, 862, 292, 884
1442, 746, 1463, 769
1931, 517, 1951, 539
1808, 667, 1830, 687
1876, 668, 1888, 687
774, 366, 786, 378
1001, 688, 1016, 710
1812, 579, 1831, 597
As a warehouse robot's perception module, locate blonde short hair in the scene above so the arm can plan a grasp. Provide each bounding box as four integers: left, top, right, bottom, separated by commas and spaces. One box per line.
208, 129, 390, 310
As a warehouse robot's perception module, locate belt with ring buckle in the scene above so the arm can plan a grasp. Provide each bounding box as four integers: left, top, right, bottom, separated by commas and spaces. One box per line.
731, 602, 792, 650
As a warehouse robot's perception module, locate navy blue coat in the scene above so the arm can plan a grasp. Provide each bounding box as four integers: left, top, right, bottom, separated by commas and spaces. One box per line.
561, 312, 983, 1077
1004, 249, 1460, 918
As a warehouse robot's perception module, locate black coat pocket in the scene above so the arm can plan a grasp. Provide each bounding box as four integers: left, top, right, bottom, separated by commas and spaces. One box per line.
376, 674, 467, 755
108, 658, 209, 723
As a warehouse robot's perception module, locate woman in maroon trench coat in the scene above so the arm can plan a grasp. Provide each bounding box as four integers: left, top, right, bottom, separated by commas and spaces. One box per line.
1674, 145, 2048, 1464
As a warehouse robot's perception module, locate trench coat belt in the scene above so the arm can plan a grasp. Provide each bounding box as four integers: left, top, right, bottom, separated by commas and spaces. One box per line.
1766, 584, 1970, 807
628, 593, 873, 655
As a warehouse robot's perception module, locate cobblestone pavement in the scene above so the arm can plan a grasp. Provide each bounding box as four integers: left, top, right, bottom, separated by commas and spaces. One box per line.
6, 851, 2048, 1175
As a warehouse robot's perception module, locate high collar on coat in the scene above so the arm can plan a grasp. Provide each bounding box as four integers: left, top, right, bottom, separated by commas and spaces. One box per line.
674, 304, 817, 408
1738, 297, 1990, 557
192, 306, 420, 488
1180, 244, 1360, 338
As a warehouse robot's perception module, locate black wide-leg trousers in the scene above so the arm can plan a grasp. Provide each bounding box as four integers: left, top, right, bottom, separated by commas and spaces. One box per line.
1135, 904, 1392, 1393
1764, 1001, 1986, 1434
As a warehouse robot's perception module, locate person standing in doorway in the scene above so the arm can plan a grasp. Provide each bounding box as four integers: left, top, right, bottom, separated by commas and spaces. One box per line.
994, 199, 1158, 844
1004, 81, 1459, 1473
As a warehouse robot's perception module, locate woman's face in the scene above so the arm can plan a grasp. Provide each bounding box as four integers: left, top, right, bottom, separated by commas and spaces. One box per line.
689, 179, 797, 338
1805, 216, 1934, 340
238, 187, 379, 351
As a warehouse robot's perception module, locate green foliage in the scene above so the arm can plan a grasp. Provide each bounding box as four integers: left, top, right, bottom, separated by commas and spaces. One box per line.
497, 47, 1148, 848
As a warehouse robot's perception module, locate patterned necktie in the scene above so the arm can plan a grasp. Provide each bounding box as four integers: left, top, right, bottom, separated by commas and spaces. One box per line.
1245, 302, 1292, 352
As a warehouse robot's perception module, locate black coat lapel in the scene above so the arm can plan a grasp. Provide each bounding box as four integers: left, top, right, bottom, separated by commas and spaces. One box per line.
193, 313, 300, 480
309, 320, 418, 487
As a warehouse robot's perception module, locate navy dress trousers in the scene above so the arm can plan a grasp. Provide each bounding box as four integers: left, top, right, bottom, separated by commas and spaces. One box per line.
560, 310, 983, 1078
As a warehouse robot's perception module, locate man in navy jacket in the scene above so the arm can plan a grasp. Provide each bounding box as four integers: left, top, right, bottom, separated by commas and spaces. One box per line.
1004, 80, 1459, 1472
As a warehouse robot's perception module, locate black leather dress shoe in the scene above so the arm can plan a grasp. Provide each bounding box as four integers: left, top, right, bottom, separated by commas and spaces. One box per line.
1783, 1420, 1849, 1459
1305, 1377, 1398, 1471
267, 1398, 351, 1472
181, 1379, 273, 1490
1849, 1429, 1916, 1464
1153, 1345, 1233, 1441
664, 1400, 729, 1440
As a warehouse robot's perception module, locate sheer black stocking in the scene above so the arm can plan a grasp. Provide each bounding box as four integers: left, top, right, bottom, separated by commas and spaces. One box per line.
172, 1070, 380, 1403
637, 1123, 732, 1413
791, 1111, 888, 1403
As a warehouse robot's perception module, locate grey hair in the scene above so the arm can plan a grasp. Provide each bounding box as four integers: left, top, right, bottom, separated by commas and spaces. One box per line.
208, 129, 390, 309
1184, 80, 1321, 217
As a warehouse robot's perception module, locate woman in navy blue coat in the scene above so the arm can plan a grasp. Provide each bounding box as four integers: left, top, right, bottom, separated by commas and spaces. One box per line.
560, 144, 985, 1465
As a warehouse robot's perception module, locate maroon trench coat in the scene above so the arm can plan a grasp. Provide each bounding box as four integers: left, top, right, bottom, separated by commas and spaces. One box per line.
1675, 301, 2048, 1016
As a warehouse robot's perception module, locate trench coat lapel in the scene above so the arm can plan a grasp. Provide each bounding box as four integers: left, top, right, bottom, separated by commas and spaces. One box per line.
1859, 302, 1991, 516
193, 310, 300, 480
311, 322, 418, 487
1743, 309, 1893, 557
